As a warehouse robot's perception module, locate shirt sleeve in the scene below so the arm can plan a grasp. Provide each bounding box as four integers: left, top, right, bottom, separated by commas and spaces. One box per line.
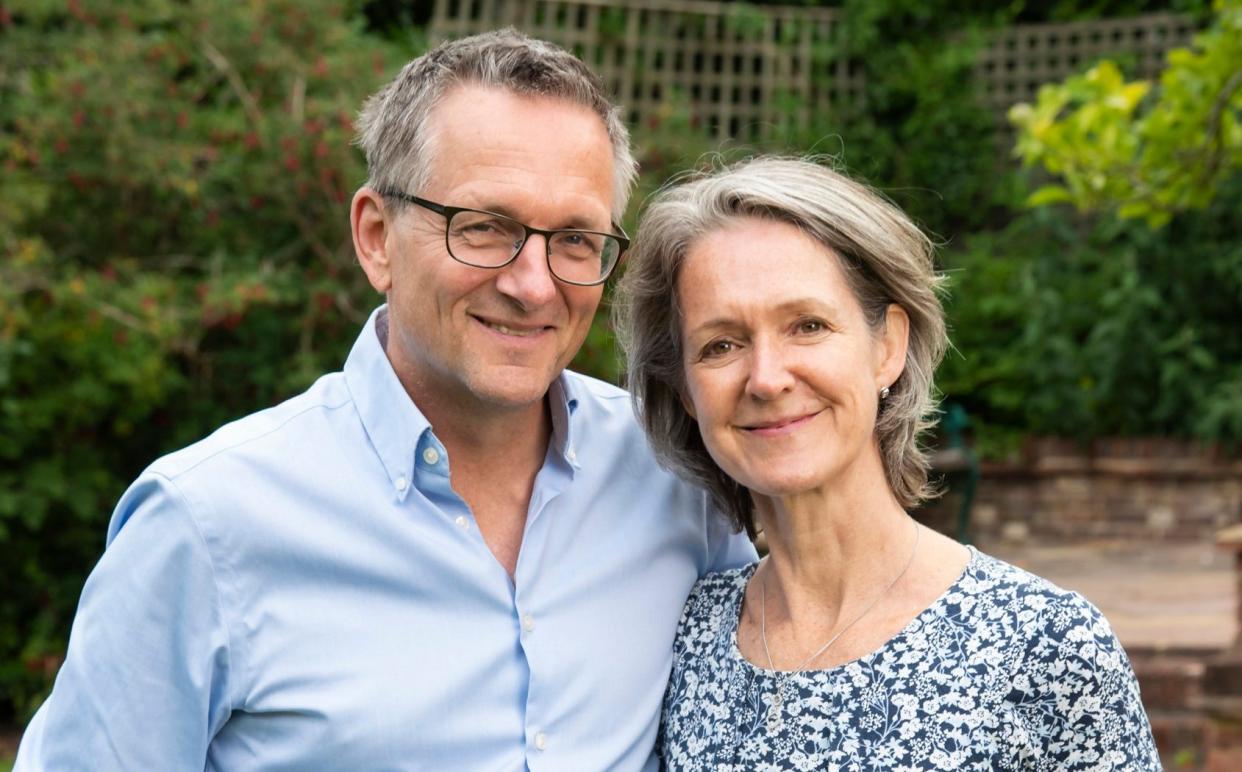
15, 472, 234, 771
701, 496, 758, 574
1013, 593, 1161, 771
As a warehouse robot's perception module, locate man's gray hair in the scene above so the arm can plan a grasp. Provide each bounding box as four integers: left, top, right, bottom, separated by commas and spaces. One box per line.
355, 28, 637, 220
614, 157, 948, 536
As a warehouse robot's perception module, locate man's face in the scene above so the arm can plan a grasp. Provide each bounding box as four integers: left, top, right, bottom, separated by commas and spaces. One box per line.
380, 84, 615, 416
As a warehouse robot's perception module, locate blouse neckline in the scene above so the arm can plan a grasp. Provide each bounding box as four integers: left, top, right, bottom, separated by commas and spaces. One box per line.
728, 545, 982, 676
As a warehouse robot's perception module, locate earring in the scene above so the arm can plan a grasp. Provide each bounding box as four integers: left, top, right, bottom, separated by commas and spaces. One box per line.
879, 386, 891, 401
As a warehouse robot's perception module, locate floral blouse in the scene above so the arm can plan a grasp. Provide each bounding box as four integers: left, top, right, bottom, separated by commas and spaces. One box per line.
659, 548, 1160, 771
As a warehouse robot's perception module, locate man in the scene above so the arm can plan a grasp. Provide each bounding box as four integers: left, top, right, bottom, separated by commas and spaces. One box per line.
16, 29, 754, 771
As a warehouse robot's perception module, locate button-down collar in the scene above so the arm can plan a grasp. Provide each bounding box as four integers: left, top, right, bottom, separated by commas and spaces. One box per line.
344, 306, 582, 493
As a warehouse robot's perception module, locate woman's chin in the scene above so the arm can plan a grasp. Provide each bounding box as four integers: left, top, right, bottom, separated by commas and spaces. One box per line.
741, 471, 830, 501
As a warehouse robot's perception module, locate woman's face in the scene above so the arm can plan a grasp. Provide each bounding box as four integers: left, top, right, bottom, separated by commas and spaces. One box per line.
677, 217, 907, 500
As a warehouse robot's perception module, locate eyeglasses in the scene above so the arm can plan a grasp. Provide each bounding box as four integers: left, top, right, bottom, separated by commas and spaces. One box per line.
381, 191, 629, 287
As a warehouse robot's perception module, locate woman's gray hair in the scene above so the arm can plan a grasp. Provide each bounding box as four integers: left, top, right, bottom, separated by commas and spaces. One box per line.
355, 28, 637, 220
614, 157, 948, 536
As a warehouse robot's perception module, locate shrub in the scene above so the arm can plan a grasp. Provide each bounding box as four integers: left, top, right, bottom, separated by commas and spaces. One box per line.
938, 176, 1242, 455
0, 0, 405, 718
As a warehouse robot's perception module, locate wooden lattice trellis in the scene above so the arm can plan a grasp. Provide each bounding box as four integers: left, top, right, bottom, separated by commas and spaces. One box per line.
976, 12, 1196, 131
430, 0, 859, 142
430, 0, 1198, 143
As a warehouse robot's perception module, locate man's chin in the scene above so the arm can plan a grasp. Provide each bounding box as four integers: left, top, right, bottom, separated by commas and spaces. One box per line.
466, 369, 561, 411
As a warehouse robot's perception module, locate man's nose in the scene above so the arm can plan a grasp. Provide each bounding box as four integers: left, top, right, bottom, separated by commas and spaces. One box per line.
494, 234, 558, 309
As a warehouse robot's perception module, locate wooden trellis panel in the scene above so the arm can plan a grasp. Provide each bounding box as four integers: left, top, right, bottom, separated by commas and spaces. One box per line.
429, 0, 857, 142
430, 2, 1197, 143
976, 13, 1196, 129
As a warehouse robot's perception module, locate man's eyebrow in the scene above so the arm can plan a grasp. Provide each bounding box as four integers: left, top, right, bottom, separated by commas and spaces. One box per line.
468, 202, 521, 219
556, 214, 609, 231
470, 202, 607, 232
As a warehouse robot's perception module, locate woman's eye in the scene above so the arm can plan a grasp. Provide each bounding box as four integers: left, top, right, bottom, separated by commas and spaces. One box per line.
797, 319, 826, 334
702, 340, 735, 358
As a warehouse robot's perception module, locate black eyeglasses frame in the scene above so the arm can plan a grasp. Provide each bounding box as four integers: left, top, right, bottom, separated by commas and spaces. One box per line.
379, 190, 630, 287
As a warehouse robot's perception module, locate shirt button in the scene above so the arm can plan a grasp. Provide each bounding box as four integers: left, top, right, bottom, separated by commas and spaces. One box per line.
534, 732, 547, 751
454, 515, 470, 531
521, 614, 535, 633
394, 476, 408, 492
566, 448, 577, 462
422, 447, 440, 465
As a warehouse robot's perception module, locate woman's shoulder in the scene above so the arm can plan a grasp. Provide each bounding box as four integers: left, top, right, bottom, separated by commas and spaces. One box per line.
960, 550, 1158, 765
955, 548, 1130, 671
673, 563, 756, 650
683, 563, 755, 617
694, 562, 756, 593
961, 548, 1110, 628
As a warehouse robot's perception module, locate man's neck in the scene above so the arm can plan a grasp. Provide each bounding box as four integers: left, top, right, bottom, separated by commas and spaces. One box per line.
376, 313, 559, 576
431, 396, 551, 579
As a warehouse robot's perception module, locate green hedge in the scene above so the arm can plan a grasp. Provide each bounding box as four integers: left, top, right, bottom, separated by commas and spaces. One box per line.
0, 0, 406, 719
939, 185, 1242, 456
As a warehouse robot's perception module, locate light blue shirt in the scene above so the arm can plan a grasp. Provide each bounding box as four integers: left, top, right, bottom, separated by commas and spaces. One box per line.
16, 306, 755, 771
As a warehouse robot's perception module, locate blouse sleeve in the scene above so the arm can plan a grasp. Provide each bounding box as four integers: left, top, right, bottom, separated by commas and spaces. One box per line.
1010, 592, 1162, 771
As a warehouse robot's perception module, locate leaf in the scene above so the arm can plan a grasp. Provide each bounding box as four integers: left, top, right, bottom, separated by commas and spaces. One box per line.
1025, 185, 1075, 207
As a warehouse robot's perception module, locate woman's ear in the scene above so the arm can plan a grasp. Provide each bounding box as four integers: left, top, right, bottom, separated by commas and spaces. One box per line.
679, 388, 698, 421
352, 188, 393, 293
876, 304, 910, 391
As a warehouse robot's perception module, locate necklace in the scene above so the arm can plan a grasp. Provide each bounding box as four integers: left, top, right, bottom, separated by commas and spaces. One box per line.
758, 519, 921, 732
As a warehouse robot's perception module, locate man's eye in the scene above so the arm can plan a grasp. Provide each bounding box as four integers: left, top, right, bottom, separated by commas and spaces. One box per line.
461, 220, 503, 234
554, 232, 602, 255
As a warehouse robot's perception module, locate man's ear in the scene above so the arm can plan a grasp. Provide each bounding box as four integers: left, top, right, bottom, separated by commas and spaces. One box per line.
352, 188, 393, 293
876, 303, 910, 391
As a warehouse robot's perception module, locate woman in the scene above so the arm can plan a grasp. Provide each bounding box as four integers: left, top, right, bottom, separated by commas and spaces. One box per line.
616, 158, 1159, 770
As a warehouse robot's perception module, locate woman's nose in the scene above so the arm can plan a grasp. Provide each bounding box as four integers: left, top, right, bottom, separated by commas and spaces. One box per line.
745, 340, 795, 400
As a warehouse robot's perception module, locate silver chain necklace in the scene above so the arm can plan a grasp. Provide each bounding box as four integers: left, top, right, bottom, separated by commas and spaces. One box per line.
759, 519, 921, 732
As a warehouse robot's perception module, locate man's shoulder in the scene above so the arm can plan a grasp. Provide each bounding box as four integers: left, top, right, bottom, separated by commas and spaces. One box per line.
562, 368, 630, 404
147, 371, 352, 483
560, 369, 655, 452
561, 370, 640, 430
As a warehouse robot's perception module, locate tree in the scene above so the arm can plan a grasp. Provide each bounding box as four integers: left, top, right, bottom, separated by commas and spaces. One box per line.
1009, 0, 1242, 226
0, 0, 406, 719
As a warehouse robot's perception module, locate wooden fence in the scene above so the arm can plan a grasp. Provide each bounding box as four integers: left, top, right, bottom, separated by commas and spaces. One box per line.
976, 13, 1196, 135
429, 0, 1198, 143
430, 0, 856, 142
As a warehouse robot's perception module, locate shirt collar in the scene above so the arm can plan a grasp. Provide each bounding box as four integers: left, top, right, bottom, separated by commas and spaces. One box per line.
548, 374, 581, 471
343, 306, 429, 497
343, 305, 584, 491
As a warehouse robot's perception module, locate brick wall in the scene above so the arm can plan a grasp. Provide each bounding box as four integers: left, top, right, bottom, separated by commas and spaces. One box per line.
942, 438, 1242, 543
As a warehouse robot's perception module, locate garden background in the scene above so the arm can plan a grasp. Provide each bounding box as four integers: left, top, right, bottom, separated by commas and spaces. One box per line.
1, 0, 1239, 767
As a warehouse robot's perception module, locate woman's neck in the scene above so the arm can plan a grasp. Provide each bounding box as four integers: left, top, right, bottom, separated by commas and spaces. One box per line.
754, 450, 916, 631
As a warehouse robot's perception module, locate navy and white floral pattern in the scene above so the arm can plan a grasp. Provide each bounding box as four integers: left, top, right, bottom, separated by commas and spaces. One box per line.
660, 548, 1160, 771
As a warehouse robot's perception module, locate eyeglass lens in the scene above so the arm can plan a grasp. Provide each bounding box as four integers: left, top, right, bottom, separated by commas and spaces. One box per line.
447, 210, 620, 284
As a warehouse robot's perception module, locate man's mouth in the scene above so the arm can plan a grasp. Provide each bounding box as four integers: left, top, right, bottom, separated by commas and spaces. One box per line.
473, 315, 550, 337
484, 321, 539, 336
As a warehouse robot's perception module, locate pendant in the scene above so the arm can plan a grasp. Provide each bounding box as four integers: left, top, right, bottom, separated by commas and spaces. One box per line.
766, 682, 784, 732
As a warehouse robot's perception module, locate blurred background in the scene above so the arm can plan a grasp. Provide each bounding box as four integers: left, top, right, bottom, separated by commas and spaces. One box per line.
1, 0, 1239, 767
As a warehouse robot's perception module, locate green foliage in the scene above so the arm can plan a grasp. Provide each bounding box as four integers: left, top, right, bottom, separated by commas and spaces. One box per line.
0, 0, 405, 718
820, 0, 1016, 236
1010, 0, 1242, 226
938, 175, 1242, 454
